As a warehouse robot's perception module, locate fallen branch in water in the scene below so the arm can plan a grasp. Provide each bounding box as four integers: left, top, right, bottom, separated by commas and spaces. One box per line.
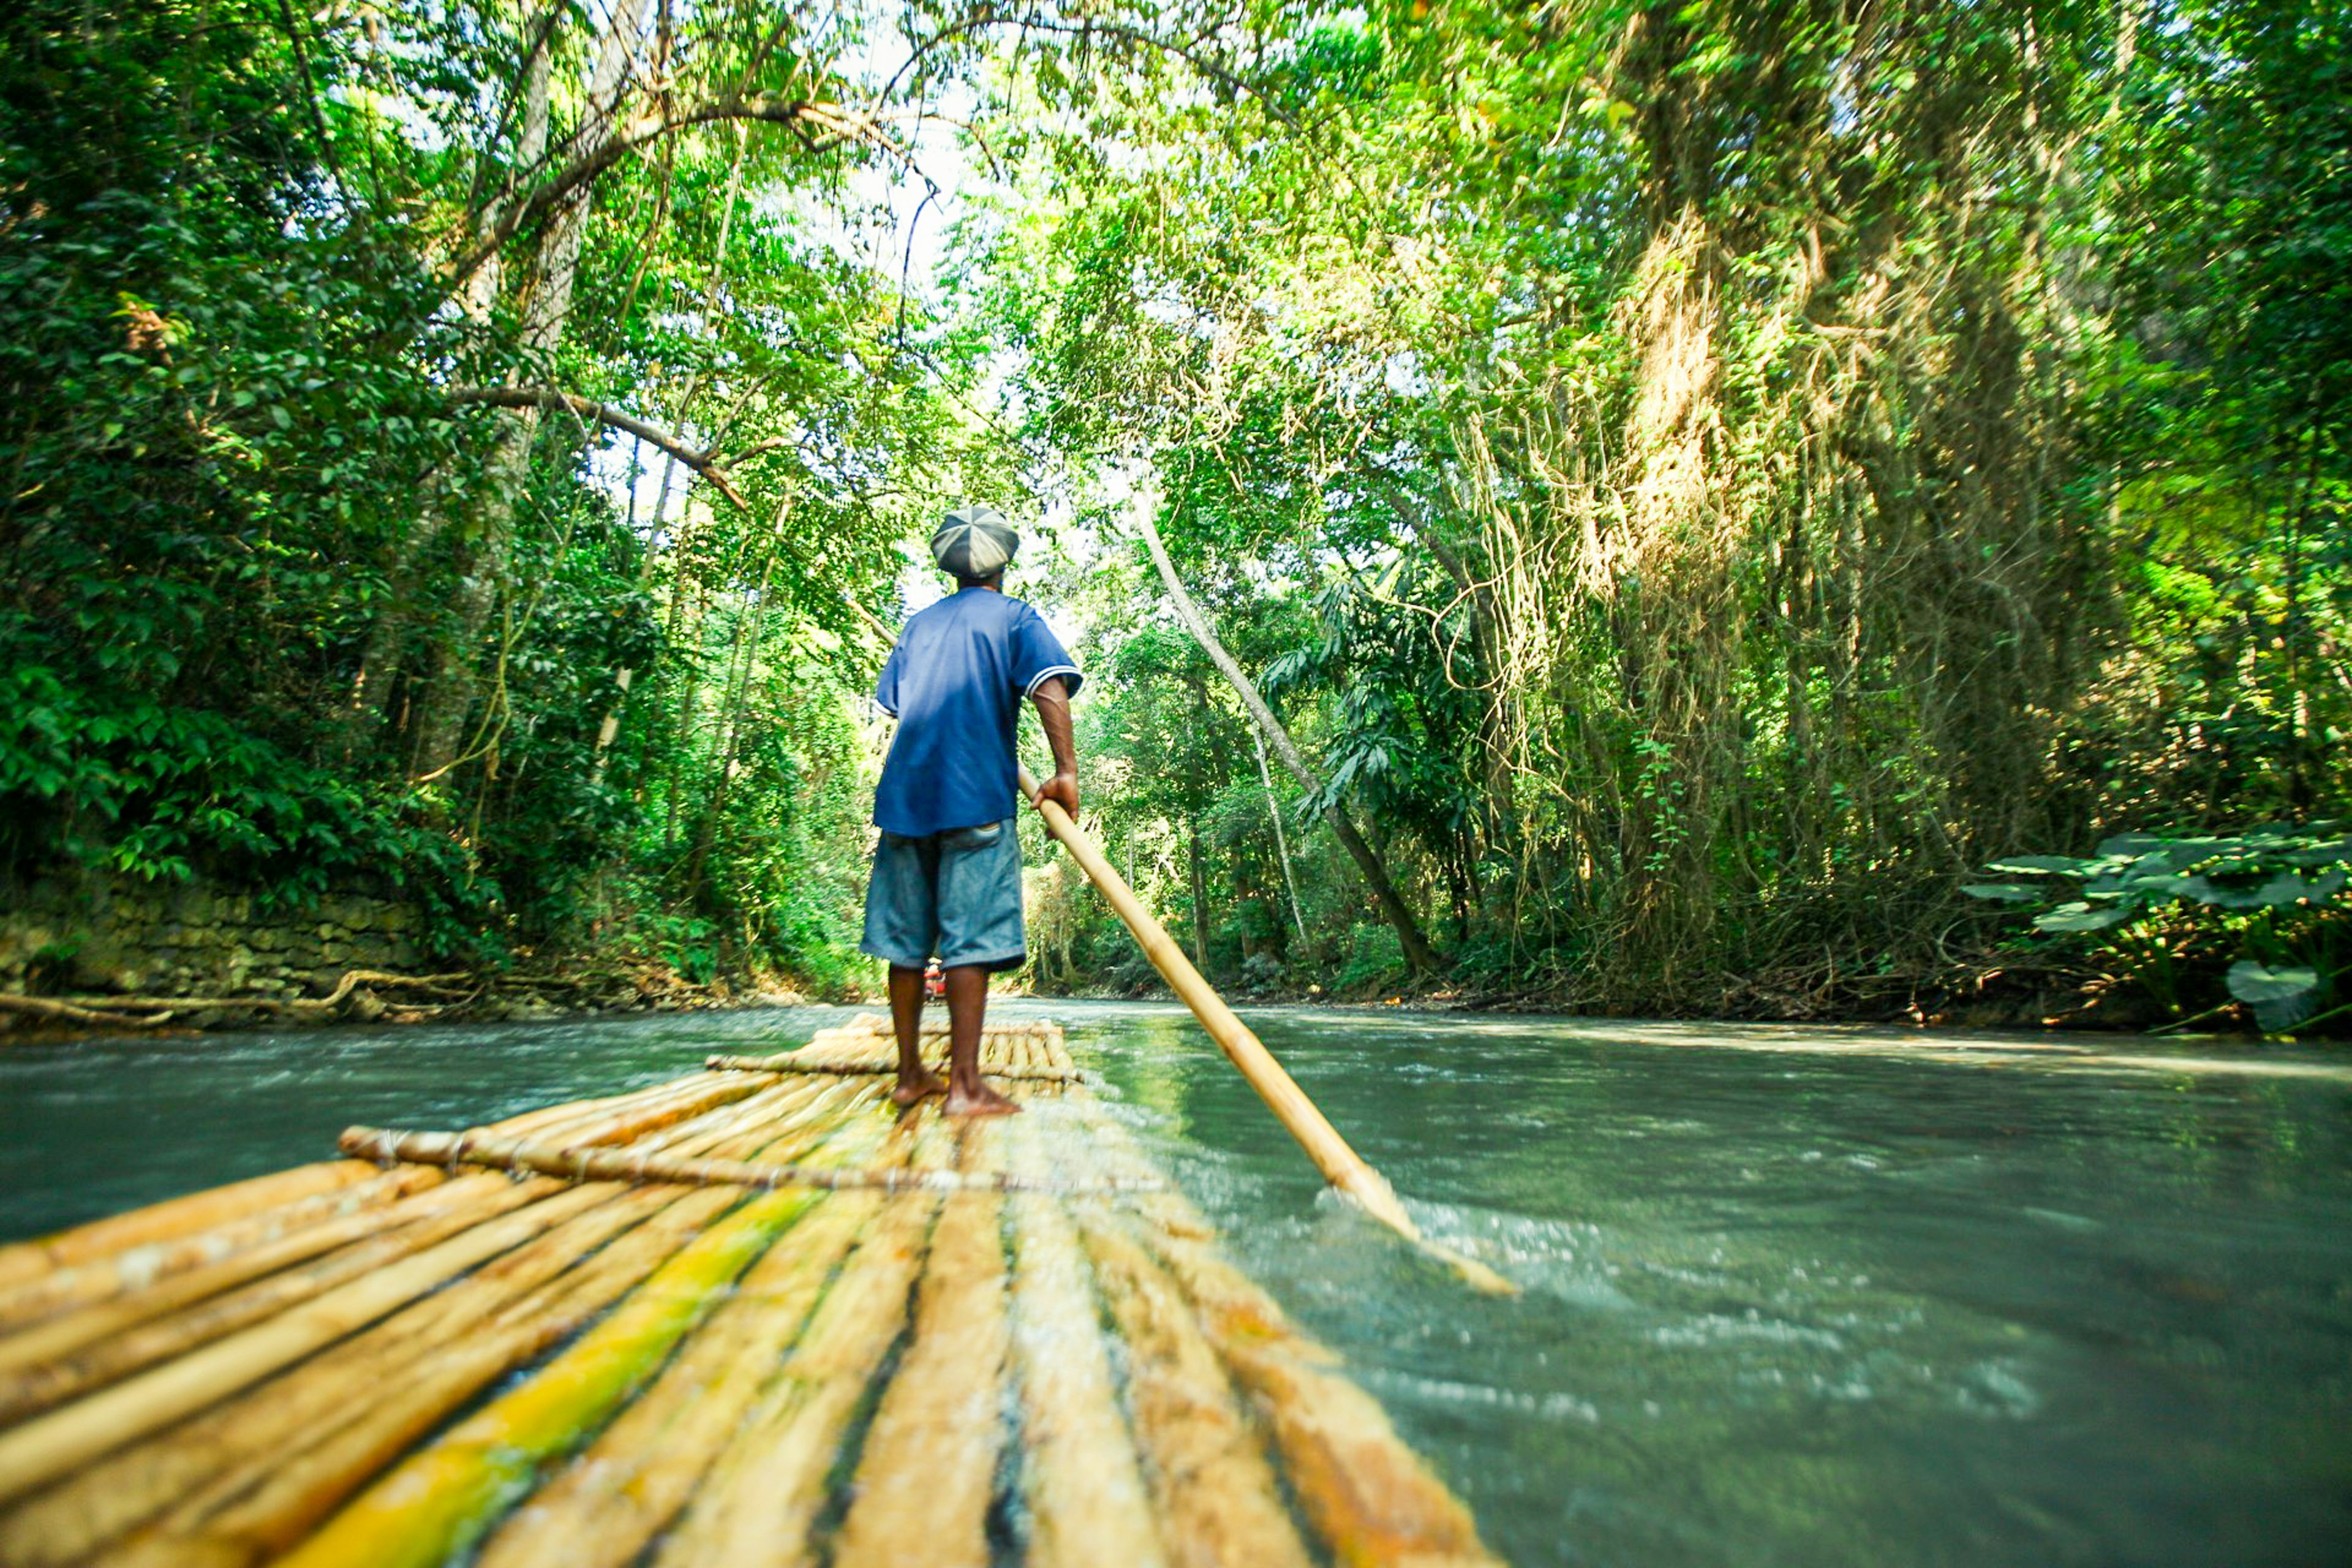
0, 993, 179, 1029
0, 971, 474, 1031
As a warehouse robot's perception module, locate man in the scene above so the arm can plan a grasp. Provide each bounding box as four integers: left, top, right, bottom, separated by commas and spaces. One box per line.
862, 505, 1082, 1116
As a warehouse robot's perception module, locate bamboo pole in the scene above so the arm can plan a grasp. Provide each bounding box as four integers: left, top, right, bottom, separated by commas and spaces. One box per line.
1016, 766, 1513, 1294
1077, 1210, 1317, 1568
0, 1072, 771, 1335
336, 1126, 1156, 1196
704, 1050, 1082, 1083
1003, 1119, 1169, 1568
651, 1129, 948, 1568
467, 1182, 884, 1567
0, 1161, 398, 1313
7, 1086, 846, 1561
0, 1180, 624, 1509
1, 1025, 1506, 1568
0, 1183, 625, 1567
0, 1163, 452, 1336
0, 1171, 533, 1422
1011, 1036, 1499, 1564
273, 1185, 826, 1568
829, 1124, 1012, 1568
100, 1188, 748, 1568
1083, 1116, 1503, 1568
147, 1099, 883, 1567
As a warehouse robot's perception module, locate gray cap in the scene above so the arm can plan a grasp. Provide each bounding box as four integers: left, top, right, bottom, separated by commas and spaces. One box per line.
931, 505, 1019, 579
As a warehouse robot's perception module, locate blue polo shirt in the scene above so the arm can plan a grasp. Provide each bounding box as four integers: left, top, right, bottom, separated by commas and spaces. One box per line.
873, 587, 1081, 837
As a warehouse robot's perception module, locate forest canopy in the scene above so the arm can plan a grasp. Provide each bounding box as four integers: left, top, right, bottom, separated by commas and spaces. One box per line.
2, 0, 2344, 1030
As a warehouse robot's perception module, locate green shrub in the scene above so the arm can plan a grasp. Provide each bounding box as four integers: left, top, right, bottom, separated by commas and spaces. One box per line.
1332, 922, 1406, 995
1967, 823, 2350, 1033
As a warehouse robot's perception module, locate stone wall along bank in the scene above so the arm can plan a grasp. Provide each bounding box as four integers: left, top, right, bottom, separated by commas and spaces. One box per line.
0, 873, 423, 1000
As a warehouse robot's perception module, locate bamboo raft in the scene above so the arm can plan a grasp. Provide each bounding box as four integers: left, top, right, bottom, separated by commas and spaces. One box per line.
0, 1016, 1501, 1567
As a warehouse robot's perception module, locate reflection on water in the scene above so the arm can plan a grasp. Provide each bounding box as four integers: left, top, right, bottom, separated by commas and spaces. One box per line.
4, 1001, 2348, 1566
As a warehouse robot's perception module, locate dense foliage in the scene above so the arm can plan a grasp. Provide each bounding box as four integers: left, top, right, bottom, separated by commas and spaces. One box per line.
2, 1, 2342, 1029
2, 0, 984, 982
979, 0, 2350, 1028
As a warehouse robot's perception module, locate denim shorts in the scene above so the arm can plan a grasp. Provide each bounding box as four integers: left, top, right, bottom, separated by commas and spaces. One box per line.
859, 820, 1025, 973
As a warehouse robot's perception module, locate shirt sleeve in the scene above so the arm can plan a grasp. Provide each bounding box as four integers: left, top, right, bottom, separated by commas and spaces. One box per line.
1010, 604, 1083, 700
873, 638, 905, 717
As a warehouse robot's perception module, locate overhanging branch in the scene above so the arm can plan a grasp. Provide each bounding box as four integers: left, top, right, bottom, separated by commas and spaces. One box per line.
448, 385, 753, 510
447, 96, 881, 288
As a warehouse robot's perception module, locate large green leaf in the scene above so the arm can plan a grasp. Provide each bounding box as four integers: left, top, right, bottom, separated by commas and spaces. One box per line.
2177, 874, 2280, 909
2225, 962, 2320, 1005
2095, 832, 2165, 858
2228, 963, 2324, 1033
1990, 855, 2090, 876
2034, 903, 2133, 933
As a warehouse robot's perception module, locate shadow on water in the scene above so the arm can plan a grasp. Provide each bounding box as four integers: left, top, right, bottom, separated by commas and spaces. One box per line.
4, 1000, 2348, 1566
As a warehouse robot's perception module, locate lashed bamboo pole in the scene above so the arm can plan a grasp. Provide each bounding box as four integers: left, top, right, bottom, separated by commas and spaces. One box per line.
651, 1126, 948, 1568
0, 1078, 833, 1406
509, 1071, 779, 1148
0, 1085, 780, 1369
274, 1186, 827, 1568
98, 1188, 748, 1568
0, 1171, 533, 1423
0, 1186, 639, 1567
829, 1016, 1052, 1037
0, 1163, 453, 1338
4, 1079, 848, 1565
209, 1094, 902, 1567
336, 1126, 1157, 1195
18, 1092, 878, 1568
483, 1072, 741, 1144
1078, 1210, 1317, 1568
0, 1162, 428, 1332
0, 1161, 383, 1296
1083, 1117, 1502, 1568
2, 1016, 1503, 1568
1017, 767, 1515, 1295
0, 1180, 619, 1509
468, 1185, 884, 1567
705, 1050, 1082, 1083
0, 1072, 772, 1336
123, 1098, 889, 1568
829, 1123, 1012, 1568
1012, 1025, 1498, 1565
1004, 1120, 1170, 1568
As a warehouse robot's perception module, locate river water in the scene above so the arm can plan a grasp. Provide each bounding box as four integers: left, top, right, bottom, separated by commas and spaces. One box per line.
3, 1001, 2348, 1566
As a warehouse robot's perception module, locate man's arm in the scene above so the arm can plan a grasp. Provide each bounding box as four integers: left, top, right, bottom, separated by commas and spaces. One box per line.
1028, 675, 1080, 817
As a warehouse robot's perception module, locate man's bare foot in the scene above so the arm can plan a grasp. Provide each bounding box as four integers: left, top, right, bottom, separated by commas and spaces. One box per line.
891, 1071, 948, 1107
943, 1080, 1022, 1118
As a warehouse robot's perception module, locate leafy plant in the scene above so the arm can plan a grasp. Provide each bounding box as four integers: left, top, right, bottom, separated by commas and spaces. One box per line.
1332, 923, 1406, 996
1968, 824, 2351, 1032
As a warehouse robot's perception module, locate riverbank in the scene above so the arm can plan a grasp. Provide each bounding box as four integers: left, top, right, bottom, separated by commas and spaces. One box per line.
0, 943, 2301, 1046
0, 954, 815, 1044
1025, 956, 2177, 1037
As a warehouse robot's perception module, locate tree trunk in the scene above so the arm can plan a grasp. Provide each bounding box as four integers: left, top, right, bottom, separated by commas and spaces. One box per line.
685, 522, 782, 897
412, 0, 652, 784
587, 129, 749, 783
667, 581, 708, 851
343, 14, 564, 761
1188, 814, 1210, 970
1251, 728, 1309, 949
1134, 481, 1441, 976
